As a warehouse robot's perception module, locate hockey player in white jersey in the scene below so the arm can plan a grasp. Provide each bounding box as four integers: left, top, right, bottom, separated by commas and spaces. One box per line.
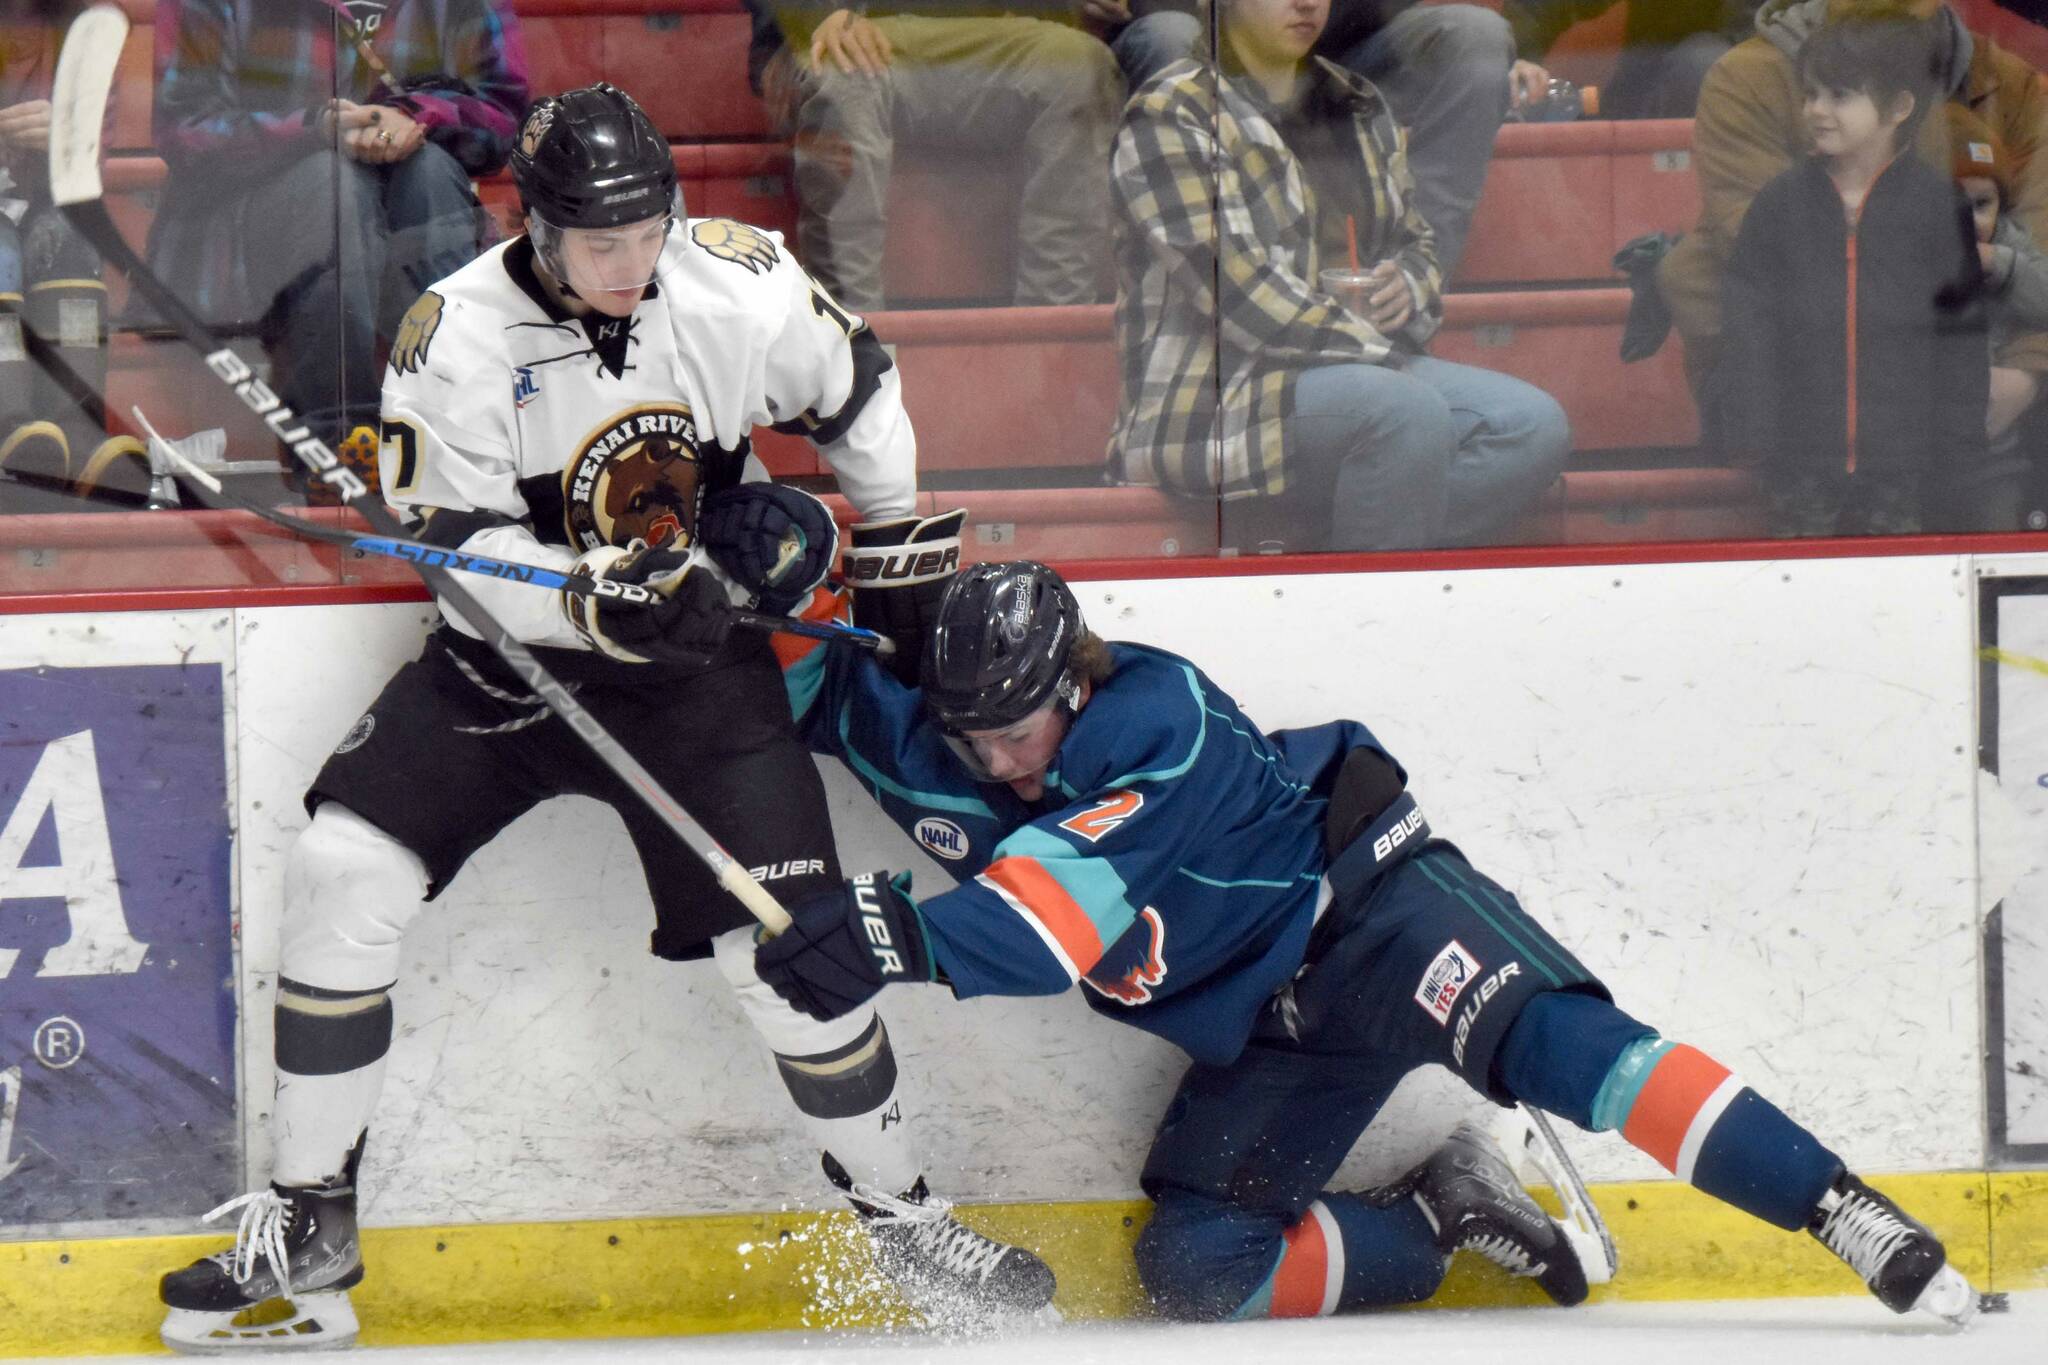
156, 83, 1046, 1351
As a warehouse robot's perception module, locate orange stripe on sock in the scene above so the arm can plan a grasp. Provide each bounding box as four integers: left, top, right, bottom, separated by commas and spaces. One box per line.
1623, 1044, 1733, 1174
1268, 1209, 1330, 1319
979, 857, 1107, 973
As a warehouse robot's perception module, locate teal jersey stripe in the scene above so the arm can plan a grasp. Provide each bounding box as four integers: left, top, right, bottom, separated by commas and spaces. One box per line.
1591, 1035, 1675, 1133
1206, 705, 1311, 794
838, 700, 997, 819
1232, 1251, 1285, 1320
784, 648, 827, 730
1098, 662, 1209, 787
1432, 857, 1580, 987
1412, 854, 1566, 989
1179, 867, 1297, 890
992, 825, 1141, 946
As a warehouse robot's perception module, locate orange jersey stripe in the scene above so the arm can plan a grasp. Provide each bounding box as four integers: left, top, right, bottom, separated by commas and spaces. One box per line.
1623, 1043, 1734, 1174
980, 856, 1107, 974
770, 585, 850, 671
1268, 1208, 1330, 1318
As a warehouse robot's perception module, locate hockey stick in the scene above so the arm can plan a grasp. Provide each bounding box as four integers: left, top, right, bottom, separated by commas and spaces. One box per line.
52, 5, 795, 933
132, 407, 894, 655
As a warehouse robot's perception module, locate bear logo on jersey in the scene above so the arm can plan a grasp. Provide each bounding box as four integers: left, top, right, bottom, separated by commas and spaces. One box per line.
691, 219, 779, 275
390, 292, 444, 376
562, 403, 705, 552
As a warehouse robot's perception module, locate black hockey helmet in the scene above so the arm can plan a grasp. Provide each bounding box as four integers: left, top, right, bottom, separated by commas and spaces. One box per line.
510, 83, 679, 229
922, 561, 1085, 735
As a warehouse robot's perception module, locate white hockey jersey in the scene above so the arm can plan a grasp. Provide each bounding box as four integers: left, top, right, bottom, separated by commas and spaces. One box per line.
378, 218, 917, 652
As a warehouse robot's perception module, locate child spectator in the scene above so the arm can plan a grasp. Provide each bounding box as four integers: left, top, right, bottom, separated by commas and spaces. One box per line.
1951, 101, 2048, 525
1720, 13, 1986, 536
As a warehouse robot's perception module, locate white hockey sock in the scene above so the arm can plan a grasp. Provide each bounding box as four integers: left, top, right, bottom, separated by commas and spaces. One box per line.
711, 925, 922, 1195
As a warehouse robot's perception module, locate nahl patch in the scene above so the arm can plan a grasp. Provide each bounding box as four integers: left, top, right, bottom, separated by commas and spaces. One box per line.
916, 817, 969, 861
334, 714, 376, 755
1415, 939, 1481, 1025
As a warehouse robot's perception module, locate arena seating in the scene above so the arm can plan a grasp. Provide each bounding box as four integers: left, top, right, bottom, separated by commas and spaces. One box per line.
75, 0, 1784, 554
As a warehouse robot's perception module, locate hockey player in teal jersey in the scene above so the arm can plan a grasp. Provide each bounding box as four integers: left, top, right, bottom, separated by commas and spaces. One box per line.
752, 552, 1988, 1326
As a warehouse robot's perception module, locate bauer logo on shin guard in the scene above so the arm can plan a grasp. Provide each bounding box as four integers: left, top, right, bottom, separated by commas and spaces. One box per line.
1415, 939, 1481, 1025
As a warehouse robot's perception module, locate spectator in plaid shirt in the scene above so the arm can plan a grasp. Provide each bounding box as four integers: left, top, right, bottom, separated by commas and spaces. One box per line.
1107, 0, 1569, 553
146, 1, 527, 495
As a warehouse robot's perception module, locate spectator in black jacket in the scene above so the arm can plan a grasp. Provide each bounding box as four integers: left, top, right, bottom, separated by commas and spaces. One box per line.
1719, 12, 1987, 535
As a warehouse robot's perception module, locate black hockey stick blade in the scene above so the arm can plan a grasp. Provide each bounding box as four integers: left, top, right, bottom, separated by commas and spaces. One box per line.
54, 6, 791, 933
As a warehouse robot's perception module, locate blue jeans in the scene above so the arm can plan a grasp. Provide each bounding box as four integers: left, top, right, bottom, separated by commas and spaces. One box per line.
241, 144, 483, 439
1334, 4, 1514, 281
1112, 10, 1203, 90
1235, 355, 1567, 552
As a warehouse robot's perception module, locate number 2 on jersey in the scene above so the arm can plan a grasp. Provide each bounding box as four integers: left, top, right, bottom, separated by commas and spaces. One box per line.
1059, 790, 1145, 843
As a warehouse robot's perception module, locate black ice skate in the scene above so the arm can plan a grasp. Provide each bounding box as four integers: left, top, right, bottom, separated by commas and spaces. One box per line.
825, 1154, 1058, 1326
158, 1155, 364, 1353
1396, 1121, 1591, 1307
1809, 1172, 1979, 1325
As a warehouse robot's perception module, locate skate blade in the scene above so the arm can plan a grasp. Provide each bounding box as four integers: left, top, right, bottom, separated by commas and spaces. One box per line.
1486, 1105, 1619, 1286
160, 1291, 360, 1354
1912, 1264, 1982, 1328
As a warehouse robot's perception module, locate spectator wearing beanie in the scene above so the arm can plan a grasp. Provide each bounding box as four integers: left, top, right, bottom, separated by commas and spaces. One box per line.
1951, 100, 2048, 523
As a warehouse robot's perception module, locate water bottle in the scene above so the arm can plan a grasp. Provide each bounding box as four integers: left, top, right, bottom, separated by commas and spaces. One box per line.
1514, 78, 1598, 123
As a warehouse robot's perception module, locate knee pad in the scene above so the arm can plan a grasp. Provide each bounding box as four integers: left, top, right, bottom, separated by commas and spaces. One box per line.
279, 803, 430, 993
1133, 1190, 1272, 1322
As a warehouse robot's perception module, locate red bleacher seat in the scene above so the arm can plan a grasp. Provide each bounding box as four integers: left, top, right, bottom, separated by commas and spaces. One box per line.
518, 0, 773, 140
1610, 119, 1699, 249
1460, 122, 1617, 286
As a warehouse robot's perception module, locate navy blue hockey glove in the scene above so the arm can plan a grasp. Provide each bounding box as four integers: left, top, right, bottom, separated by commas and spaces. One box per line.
841, 509, 965, 685
755, 871, 933, 1021
565, 536, 732, 665
698, 482, 840, 614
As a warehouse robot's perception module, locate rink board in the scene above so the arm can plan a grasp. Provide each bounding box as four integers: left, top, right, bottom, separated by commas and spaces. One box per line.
3, 552, 2047, 1350
0, 1171, 2042, 1356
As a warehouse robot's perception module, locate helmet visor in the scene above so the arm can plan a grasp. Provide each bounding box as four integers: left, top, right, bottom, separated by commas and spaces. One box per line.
530, 198, 678, 295
932, 674, 1079, 784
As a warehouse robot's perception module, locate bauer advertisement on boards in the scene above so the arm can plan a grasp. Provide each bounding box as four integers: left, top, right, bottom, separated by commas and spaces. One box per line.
0, 648, 239, 1227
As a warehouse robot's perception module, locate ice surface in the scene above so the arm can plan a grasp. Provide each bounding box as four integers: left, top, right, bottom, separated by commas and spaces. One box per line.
23, 1291, 2041, 1365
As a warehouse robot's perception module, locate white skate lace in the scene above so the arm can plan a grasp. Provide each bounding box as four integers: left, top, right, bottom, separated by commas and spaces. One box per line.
1461, 1231, 1539, 1276
850, 1182, 1011, 1284
1816, 1190, 1915, 1286
201, 1189, 296, 1296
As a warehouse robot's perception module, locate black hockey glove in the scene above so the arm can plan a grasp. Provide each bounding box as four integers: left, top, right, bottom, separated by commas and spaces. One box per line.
697, 482, 840, 615
755, 871, 933, 1021
840, 508, 966, 685
565, 536, 733, 665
